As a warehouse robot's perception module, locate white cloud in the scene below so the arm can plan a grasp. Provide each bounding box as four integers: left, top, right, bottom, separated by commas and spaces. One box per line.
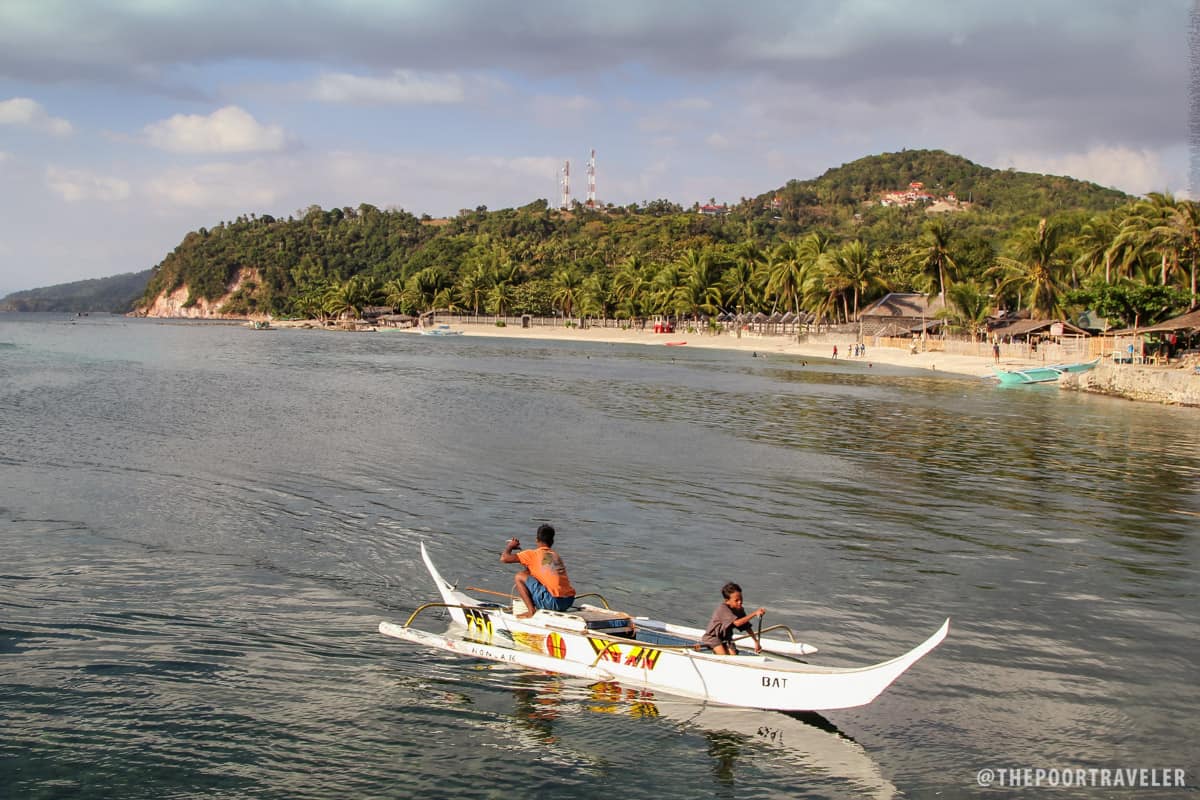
529, 93, 598, 128
560, 94, 597, 112
144, 106, 286, 154
143, 161, 283, 209
0, 150, 10, 163
670, 97, 712, 112
310, 70, 465, 105
476, 155, 562, 178
45, 166, 130, 202
1000, 146, 1175, 197
636, 114, 673, 134
705, 133, 730, 149
0, 97, 72, 136
321, 151, 563, 205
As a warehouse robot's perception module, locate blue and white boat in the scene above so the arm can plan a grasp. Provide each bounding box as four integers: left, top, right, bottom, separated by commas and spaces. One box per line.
994, 357, 1099, 385
419, 324, 463, 336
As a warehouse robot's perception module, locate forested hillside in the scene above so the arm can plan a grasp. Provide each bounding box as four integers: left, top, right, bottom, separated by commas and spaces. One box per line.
0, 270, 153, 313
128, 149, 1195, 328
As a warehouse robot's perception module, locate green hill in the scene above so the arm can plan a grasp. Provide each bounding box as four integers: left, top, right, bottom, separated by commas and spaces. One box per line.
130, 149, 1136, 319
0, 270, 153, 313
762, 149, 1129, 216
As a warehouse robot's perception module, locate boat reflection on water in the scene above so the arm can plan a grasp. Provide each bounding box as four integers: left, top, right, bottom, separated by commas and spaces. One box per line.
584, 680, 660, 718
679, 704, 899, 800
509, 674, 565, 742
507, 677, 898, 799
608, 685, 897, 799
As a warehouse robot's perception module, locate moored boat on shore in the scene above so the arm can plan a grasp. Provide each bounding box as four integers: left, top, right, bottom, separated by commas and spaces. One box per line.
419, 324, 463, 336
994, 357, 1099, 385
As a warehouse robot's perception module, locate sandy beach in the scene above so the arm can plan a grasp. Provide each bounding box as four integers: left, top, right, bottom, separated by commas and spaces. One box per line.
476, 326, 1045, 377
273, 319, 1045, 379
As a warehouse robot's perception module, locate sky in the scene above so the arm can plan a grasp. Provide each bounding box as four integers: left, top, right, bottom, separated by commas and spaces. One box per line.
0, 0, 1191, 295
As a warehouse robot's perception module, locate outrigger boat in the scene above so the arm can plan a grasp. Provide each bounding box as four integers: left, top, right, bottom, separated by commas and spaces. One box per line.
378, 544, 949, 711
993, 357, 1099, 385
419, 324, 464, 336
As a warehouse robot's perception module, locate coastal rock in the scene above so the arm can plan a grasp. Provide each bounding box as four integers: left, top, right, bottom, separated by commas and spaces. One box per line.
133, 267, 260, 319
1060, 362, 1200, 407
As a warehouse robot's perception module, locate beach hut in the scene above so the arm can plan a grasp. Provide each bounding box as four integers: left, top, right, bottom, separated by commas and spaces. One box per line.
376, 314, 416, 329
1107, 308, 1200, 363
987, 318, 1089, 343
858, 292, 946, 337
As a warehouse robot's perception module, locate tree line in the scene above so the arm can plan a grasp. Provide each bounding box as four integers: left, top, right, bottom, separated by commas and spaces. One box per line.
136, 150, 1196, 332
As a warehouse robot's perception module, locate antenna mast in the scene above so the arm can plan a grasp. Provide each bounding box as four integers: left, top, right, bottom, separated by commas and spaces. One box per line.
560, 160, 571, 210
586, 149, 597, 209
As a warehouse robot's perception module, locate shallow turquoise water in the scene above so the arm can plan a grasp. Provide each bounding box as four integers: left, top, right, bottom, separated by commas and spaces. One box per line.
1, 313, 1197, 798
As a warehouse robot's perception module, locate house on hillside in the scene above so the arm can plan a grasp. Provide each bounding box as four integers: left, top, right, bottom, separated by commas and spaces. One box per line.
859, 292, 946, 336
879, 181, 964, 212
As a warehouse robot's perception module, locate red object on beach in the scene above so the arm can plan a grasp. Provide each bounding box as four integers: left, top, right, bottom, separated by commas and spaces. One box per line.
665, 341, 687, 346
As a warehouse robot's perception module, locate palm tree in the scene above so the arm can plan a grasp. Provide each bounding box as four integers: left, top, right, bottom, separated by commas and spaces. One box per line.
612, 255, 651, 320
795, 231, 834, 268
725, 241, 766, 311
719, 259, 761, 314
801, 259, 841, 329
906, 219, 958, 300
579, 272, 613, 320
941, 282, 993, 340
324, 276, 373, 320
651, 261, 688, 317
487, 281, 515, 317
291, 282, 331, 322
1074, 212, 1119, 284
677, 248, 722, 319
550, 268, 583, 319
455, 266, 490, 316
382, 278, 406, 311
764, 242, 805, 316
825, 240, 881, 322
990, 218, 1071, 318
1116, 193, 1200, 308
1156, 199, 1200, 307
407, 268, 450, 313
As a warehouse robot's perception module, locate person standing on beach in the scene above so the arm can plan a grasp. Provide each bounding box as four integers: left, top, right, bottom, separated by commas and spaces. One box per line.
832, 345, 838, 359
993, 341, 1000, 363
699, 582, 765, 655
500, 524, 575, 618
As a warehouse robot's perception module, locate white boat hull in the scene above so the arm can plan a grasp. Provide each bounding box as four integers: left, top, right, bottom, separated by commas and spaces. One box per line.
378, 543, 949, 711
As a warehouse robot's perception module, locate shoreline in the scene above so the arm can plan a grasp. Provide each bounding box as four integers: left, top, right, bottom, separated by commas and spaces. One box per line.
268, 318, 1038, 379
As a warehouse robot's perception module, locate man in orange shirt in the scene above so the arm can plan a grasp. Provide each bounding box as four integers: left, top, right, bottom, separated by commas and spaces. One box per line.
500, 524, 576, 618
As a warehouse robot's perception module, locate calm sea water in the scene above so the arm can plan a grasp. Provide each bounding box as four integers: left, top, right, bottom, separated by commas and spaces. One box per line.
1, 313, 1197, 799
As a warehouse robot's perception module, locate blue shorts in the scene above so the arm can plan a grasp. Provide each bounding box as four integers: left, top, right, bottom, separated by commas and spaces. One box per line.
525, 576, 574, 612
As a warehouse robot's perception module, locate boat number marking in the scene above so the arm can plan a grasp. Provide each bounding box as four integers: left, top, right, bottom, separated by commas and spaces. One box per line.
587, 638, 661, 670
467, 644, 517, 663
761, 677, 788, 688
464, 608, 494, 640
757, 726, 783, 744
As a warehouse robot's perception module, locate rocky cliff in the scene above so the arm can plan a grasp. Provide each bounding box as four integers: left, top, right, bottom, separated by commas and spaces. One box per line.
133, 267, 261, 319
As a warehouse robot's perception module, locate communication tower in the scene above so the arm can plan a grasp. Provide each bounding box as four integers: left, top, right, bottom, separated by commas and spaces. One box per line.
560, 160, 571, 210
586, 149, 597, 209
